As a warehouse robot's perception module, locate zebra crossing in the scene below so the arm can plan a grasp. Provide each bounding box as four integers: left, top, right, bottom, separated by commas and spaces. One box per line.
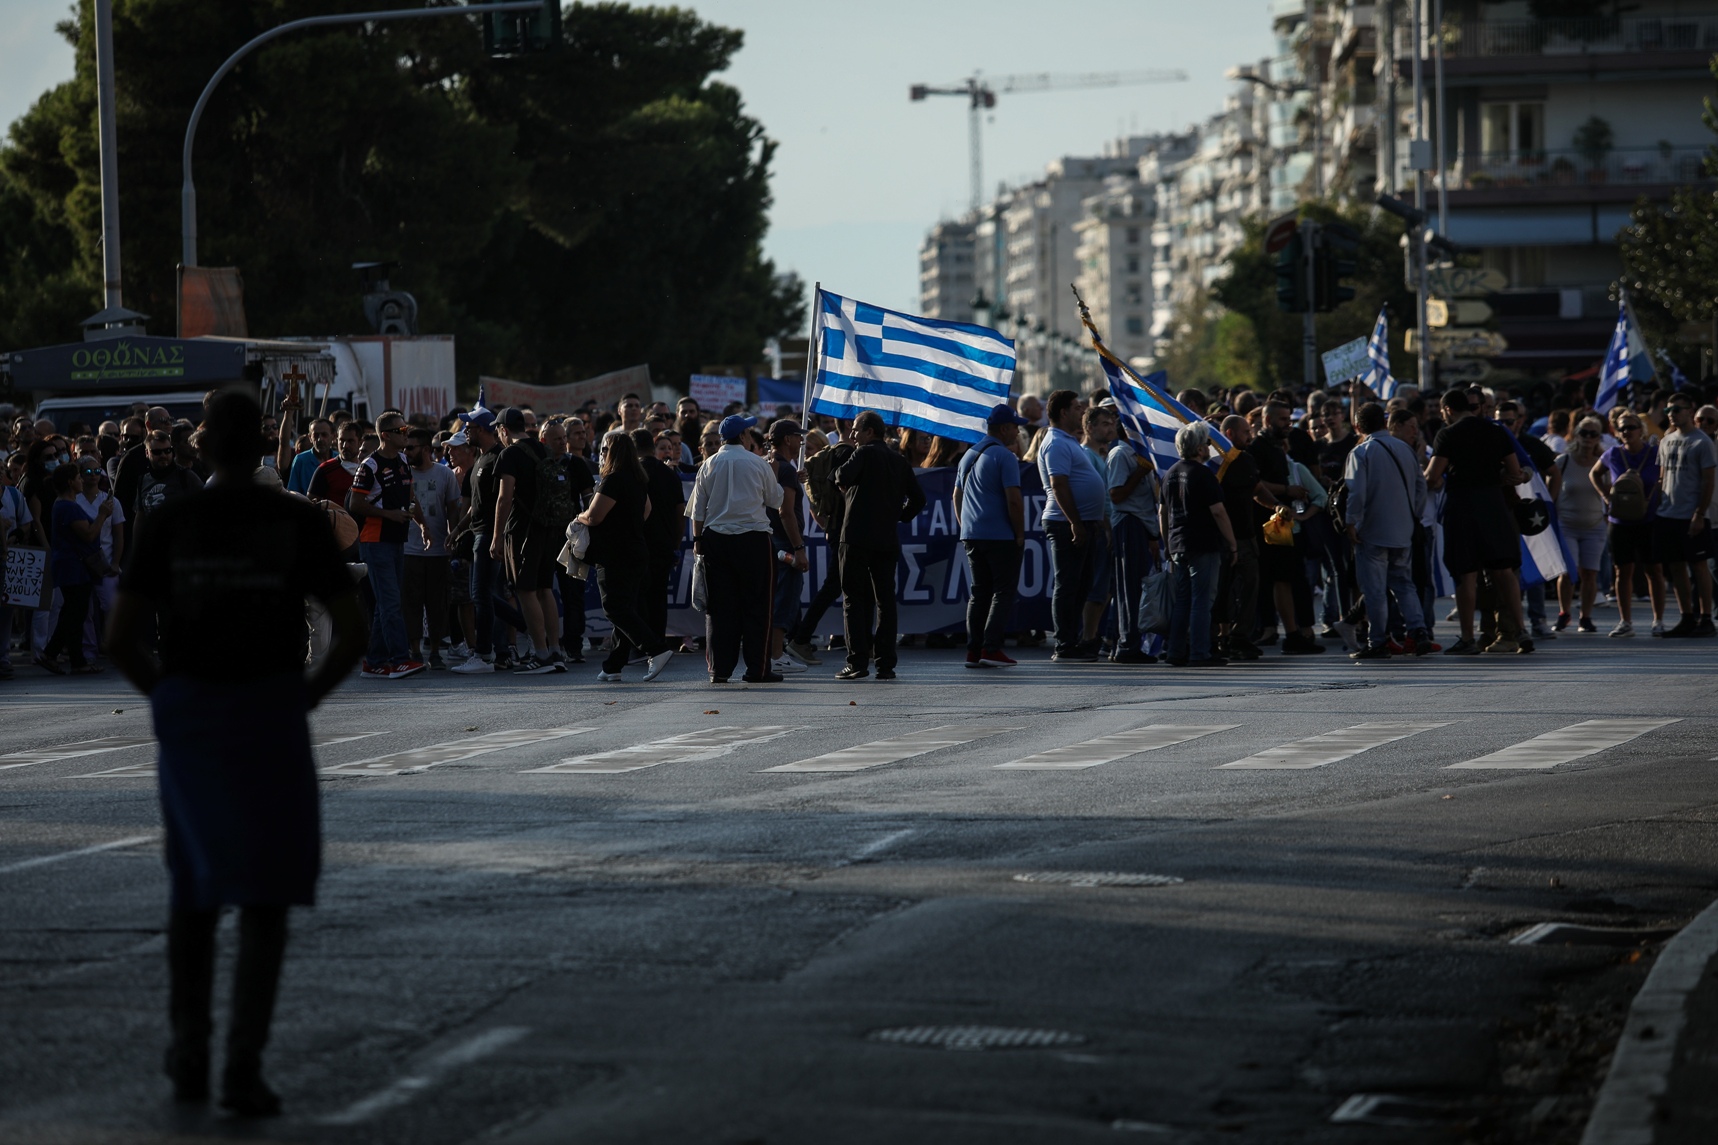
3, 717, 1690, 783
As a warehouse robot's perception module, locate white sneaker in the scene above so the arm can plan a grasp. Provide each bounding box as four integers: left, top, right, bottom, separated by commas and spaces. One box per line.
451, 656, 494, 673
771, 655, 807, 674
642, 650, 675, 682
597, 670, 624, 682
1332, 620, 1359, 653
1609, 620, 1634, 638
1651, 621, 1667, 637
449, 642, 473, 662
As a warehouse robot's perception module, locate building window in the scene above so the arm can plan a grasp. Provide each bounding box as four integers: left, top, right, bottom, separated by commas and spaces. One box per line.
1125, 255, 1141, 273
1480, 101, 1544, 159
1126, 227, 1141, 245
1125, 316, 1145, 336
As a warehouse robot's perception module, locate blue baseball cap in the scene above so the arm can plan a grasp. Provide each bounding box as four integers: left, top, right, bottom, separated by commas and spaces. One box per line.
463, 406, 496, 430
719, 413, 757, 441
987, 402, 1030, 427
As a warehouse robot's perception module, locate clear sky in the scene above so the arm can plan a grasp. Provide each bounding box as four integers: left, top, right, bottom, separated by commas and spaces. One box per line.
0, 0, 1278, 317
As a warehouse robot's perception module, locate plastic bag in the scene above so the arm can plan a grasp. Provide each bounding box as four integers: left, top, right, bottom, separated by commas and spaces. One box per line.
691, 554, 708, 613
1139, 564, 1171, 636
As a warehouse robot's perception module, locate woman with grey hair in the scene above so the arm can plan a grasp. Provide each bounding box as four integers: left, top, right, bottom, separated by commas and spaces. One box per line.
1157, 422, 1237, 666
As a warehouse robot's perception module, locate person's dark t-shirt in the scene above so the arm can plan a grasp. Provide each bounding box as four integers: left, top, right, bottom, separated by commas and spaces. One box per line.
1220, 449, 1263, 536
470, 444, 503, 537
306, 456, 358, 507
588, 466, 648, 565
1318, 432, 1359, 478
767, 457, 803, 550
1287, 426, 1321, 474
134, 464, 204, 525
1249, 435, 1291, 487
350, 450, 413, 545
120, 485, 354, 680
495, 440, 545, 538
1519, 431, 1555, 476
562, 453, 596, 508
1163, 459, 1225, 555
1433, 416, 1516, 490
639, 456, 684, 556
113, 444, 148, 541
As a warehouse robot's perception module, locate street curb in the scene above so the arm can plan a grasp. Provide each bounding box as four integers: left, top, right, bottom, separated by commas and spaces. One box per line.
1581, 894, 1718, 1145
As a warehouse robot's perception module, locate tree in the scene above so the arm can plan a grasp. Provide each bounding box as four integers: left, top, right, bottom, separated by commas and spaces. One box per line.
1619, 54, 1718, 357
0, 1, 802, 391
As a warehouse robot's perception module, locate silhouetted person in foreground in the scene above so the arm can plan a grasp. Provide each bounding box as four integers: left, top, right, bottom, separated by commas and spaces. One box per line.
107, 387, 366, 1116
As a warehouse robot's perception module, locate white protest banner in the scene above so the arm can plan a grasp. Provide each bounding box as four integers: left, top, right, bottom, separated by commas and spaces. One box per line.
479, 364, 652, 414
689, 374, 748, 411
4, 546, 47, 609
1321, 337, 1370, 385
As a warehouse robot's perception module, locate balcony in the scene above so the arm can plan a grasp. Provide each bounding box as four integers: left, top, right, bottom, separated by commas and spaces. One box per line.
1450, 145, 1711, 192
1396, 14, 1718, 78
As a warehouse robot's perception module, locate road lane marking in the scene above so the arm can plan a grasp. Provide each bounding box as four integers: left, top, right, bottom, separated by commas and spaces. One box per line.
1218, 722, 1450, 770
529, 726, 792, 774
324, 729, 593, 776
994, 724, 1238, 770
75, 732, 391, 778
0, 834, 158, 875
765, 725, 1019, 773
319, 1026, 530, 1125
0, 736, 155, 772
1448, 718, 1679, 770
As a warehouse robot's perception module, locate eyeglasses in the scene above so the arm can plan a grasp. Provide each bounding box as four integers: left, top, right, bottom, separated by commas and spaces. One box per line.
1621, 424, 1644, 433
1577, 430, 1600, 438
148, 448, 174, 457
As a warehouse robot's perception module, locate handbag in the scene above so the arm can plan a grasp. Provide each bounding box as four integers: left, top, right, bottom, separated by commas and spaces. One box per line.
1139, 563, 1171, 636
1262, 509, 1295, 547
690, 554, 709, 613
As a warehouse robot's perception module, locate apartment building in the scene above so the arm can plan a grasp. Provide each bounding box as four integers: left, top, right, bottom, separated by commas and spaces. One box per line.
918, 218, 977, 323
1072, 174, 1155, 365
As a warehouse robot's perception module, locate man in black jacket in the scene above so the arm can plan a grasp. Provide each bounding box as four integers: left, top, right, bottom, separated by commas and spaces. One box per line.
833, 411, 927, 680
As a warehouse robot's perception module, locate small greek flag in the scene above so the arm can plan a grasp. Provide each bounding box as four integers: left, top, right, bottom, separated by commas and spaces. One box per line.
1595, 302, 1630, 414
1658, 348, 1689, 391
806, 289, 1015, 444
1366, 307, 1395, 400
1509, 433, 1571, 588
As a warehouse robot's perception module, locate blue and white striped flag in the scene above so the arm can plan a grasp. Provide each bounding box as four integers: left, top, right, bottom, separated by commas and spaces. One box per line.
1595, 303, 1631, 414
806, 289, 1015, 444
1365, 306, 1395, 400
1509, 432, 1571, 588
1100, 358, 1236, 475
1658, 348, 1689, 391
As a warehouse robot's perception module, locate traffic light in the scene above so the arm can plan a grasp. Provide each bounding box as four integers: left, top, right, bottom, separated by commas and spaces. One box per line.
1275, 232, 1308, 314
1314, 221, 1360, 312
483, 0, 561, 56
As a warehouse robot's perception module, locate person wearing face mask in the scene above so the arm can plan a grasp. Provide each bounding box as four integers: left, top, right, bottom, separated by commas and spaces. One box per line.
133, 432, 205, 536
75, 458, 125, 661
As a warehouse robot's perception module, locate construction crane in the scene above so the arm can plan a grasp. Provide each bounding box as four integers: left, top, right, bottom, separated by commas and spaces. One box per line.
910, 70, 1190, 212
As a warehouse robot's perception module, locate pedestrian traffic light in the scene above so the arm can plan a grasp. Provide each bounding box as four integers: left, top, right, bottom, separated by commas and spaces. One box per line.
1275, 232, 1308, 314
1314, 222, 1360, 313
483, 0, 561, 56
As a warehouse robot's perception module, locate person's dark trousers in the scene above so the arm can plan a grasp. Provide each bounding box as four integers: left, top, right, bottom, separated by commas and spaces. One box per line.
400, 555, 449, 653
1043, 519, 1096, 653
167, 905, 289, 1098
839, 543, 900, 672
597, 560, 668, 672
44, 582, 93, 669
1111, 515, 1154, 654
644, 547, 676, 649
794, 547, 844, 644
359, 541, 409, 666
1167, 550, 1223, 662
555, 569, 587, 657
963, 539, 1021, 653
470, 532, 528, 659
701, 530, 773, 680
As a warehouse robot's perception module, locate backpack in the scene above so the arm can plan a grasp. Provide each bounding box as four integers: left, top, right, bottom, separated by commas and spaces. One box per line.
802, 443, 850, 523
529, 445, 575, 530
1610, 452, 1648, 522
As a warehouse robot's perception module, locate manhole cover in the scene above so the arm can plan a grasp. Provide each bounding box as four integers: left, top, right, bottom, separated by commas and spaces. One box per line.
1013, 871, 1184, 888
868, 1025, 1086, 1051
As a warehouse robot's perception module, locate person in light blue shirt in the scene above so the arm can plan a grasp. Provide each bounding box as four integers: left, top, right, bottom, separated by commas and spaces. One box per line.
1107, 428, 1160, 662
1037, 390, 1106, 659
955, 404, 1029, 667
1080, 405, 1118, 650
285, 418, 335, 496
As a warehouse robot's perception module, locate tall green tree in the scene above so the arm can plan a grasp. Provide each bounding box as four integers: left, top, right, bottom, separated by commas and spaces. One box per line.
0, 1, 802, 389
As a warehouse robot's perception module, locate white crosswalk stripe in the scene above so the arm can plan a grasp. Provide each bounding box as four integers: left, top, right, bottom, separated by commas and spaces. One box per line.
1218, 722, 1450, 770
528, 726, 792, 774
0, 736, 155, 772
1448, 718, 1679, 770
325, 729, 593, 776
766, 725, 1019, 773
995, 725, 1238, 771
75, 732, 390, 778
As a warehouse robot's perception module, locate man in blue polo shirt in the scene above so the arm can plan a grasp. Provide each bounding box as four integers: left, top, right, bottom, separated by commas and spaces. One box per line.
1037, 389, 1108, 661
955, 402, 1030, 668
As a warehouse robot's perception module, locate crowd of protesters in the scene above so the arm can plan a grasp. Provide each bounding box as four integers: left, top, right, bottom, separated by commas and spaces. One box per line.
3, 370, 1715, 684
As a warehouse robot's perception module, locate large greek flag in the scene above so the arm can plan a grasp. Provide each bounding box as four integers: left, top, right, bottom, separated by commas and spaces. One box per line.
1366, 307, 1396, 400
1595, 303, 1631, 414
1101, 358, 1236, 476
806, 289, 1015, 444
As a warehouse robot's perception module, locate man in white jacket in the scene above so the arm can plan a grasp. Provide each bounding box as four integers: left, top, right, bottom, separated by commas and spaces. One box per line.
1343, 402, 1434, 660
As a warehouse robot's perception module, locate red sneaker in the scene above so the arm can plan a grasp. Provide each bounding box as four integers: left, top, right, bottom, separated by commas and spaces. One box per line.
964, 649, 986, 669
1385, 637, 1412, 655
980, 648, 1017, 667
389, 660, 426, 679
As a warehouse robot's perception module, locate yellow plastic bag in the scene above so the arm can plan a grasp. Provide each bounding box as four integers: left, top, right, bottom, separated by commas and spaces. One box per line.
1262, 509, 1295, 547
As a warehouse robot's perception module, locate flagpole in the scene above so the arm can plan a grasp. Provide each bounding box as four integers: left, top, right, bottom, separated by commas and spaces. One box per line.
799, 282, 823, 469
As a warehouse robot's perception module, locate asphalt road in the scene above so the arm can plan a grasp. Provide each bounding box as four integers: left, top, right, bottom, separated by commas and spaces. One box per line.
3, 620, 1717, 1144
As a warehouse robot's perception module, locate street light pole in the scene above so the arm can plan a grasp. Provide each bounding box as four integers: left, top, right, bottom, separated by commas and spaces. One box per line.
181, 1, 543, 268
94, 0, 123, 309
1411, 0, 1431, 390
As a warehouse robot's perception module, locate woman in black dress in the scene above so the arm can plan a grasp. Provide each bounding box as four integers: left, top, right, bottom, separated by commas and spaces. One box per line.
576, 431, 675, 682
